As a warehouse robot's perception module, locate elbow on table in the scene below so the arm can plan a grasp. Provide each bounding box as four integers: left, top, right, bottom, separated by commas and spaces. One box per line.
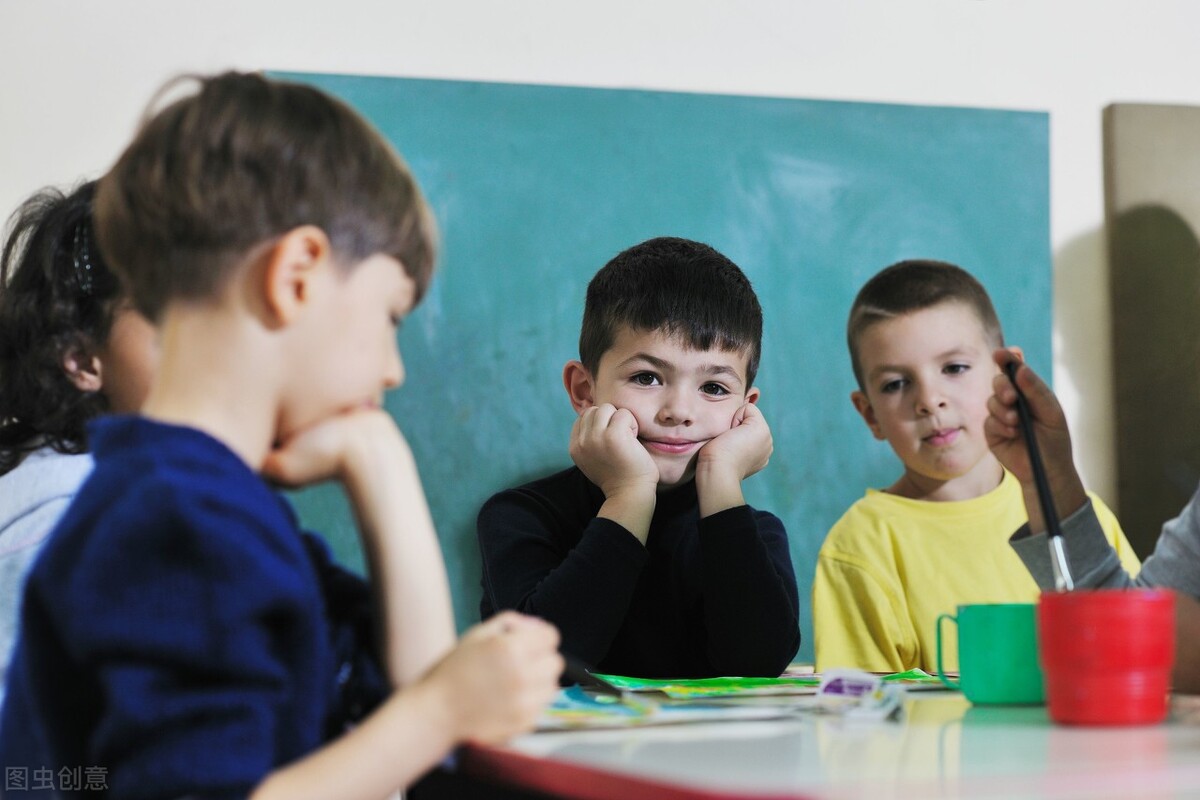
712, 627, 802, 678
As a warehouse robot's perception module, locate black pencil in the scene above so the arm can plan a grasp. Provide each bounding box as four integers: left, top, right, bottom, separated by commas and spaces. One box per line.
562, 654, 604, 688
1005, 360, 1074, 591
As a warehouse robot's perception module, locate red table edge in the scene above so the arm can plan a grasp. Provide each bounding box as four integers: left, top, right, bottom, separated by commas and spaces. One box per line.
458, 742, 816, 800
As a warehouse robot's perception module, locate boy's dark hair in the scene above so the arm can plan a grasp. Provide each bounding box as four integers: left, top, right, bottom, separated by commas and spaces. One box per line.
579, 237, 762, 387
847, 258, 1004, 391
95, 71, 437, 322
0, 181, 122, 475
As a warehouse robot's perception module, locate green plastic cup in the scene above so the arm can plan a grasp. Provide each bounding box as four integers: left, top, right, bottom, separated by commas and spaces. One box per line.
937, 603, 1045, 705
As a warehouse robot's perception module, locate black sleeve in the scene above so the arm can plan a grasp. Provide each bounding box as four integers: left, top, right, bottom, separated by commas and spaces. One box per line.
477, 489, 649, 667
698, 506, 801, 676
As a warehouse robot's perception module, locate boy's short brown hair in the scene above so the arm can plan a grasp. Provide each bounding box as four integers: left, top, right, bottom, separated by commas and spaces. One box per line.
95, 71, 437, 322
847, 259, 1004, 391
579, 237, 763, 387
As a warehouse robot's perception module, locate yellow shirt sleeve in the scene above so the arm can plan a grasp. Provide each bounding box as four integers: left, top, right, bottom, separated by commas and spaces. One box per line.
812, 539, 915, 673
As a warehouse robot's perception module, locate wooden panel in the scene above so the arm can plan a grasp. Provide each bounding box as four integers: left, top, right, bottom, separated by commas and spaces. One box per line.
1105, 103, 1200, 557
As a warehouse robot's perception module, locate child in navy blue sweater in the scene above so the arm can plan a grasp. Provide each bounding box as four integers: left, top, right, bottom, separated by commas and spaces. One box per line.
0, 71, 562, 800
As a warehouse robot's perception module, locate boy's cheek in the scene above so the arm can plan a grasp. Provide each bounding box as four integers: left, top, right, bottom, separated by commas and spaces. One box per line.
865, 415, 890, 442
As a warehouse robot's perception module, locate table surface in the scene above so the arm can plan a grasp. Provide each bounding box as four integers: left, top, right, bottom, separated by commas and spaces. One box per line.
461, 691, 1200, 800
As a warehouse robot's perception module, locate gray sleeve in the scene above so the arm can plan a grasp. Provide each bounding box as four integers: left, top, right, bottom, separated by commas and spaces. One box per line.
0, 499, 72, 705
1010, 484, 1200, 598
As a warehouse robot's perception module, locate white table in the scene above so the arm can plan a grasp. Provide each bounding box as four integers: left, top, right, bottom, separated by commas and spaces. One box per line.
461, 692, 1200, 799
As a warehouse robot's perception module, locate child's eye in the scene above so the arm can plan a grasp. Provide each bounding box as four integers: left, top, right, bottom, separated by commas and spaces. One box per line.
631, 372, 661, 387
944, 363, 970, 376
700, 382, 730, 397
880, 378, 906, 394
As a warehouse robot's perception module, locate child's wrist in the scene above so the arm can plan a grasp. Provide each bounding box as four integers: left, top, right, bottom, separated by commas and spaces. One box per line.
597, 484, 657, 544
601, 476, 658, 503
1019, 474, 1086, 534
1050, 475, 1088, 520
600, 482, 657, 518
693, 459, 743, 493
694, 461, 746, 517
341, 414, 414, 479
408, 667, 470, 746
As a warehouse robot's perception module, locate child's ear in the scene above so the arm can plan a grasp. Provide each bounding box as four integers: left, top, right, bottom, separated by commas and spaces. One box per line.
745, 386, 761, 405
263, 225, 331, 326
62, 345, 103, 393
562, 360, 595, 414
851, 390, 886, 441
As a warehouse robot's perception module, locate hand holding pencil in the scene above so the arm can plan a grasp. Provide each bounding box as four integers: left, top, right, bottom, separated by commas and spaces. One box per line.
984, 349, 1089, 535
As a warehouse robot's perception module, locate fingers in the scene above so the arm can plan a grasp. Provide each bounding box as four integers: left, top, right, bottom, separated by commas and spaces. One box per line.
469, 612, 562, 677
261, 437, 340, 488
1006, 357, 1065, 428
260, 450, 302, 488
261, 408, 402, 487
983, 406, 1019, 448
570, 404, 659, 495
732, 402, 762, 427
612, 406, 638, 436
455, 613, 563, 744
483, 611, 561, 649
989, 348, 1058, 435
574, 404, 637, 437
986, 382, 1021, 438
989, 346, 1021, 402
701, 403, 772, 480
992, 346, 1024, 371
570, 405, 620, 463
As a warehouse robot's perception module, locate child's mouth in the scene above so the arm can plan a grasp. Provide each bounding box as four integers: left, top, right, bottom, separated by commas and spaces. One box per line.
642, 438, 700, 455
925, 428, 960, 447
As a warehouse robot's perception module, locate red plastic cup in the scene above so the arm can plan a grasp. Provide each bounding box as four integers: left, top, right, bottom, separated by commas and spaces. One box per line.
1037, 589, 1175, 726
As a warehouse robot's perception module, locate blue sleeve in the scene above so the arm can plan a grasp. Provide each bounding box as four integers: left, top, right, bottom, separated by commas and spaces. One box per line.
298, 531, 389, 725
42, 489, 334, 799
698, 506, 801, 676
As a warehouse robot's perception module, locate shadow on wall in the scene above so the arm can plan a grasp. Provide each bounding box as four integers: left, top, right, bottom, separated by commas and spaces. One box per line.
1053, 226, 1115, 506
1108, 203, 1200, 558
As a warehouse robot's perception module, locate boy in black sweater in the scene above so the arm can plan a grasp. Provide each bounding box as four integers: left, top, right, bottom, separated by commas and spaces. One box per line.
478, 237, 799, 678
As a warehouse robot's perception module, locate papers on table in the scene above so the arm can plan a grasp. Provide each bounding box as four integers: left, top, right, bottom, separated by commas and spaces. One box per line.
539, 669, 953, 730
591, 668, 945, 699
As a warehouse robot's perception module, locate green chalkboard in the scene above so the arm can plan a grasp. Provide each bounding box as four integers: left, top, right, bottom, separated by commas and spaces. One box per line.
273, 72, 1051, 663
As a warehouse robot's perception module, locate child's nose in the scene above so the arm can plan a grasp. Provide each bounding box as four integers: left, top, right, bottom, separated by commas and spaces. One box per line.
383, 344, 405, 389
656, 388, 694, 426
915, 383, 947, 414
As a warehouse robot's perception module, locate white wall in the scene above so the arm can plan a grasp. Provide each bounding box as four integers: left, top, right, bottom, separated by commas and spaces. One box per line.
4, 0, 1200, 505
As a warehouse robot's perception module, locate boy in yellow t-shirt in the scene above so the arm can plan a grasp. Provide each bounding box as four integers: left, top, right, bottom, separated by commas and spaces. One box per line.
812, 260, 1140, 674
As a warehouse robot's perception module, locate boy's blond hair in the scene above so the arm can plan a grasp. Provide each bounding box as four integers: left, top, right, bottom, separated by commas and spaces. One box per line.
847, 259, 1003, 391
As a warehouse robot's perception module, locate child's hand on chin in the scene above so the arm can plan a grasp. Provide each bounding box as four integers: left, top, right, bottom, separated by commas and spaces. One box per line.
569, 403, 659, 496
698, 401, 773, 481
262, 407, 406, 487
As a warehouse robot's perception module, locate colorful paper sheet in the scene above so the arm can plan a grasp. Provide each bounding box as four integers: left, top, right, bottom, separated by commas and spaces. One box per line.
590, 669, 944, 699
538, 686, 799, 730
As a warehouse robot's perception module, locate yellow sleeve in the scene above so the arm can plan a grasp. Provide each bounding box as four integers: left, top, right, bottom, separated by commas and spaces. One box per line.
1088, 491, 1142, 578
812, 546, 914, 673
